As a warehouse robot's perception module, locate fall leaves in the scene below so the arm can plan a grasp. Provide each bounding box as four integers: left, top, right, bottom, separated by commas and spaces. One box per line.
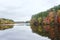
30, 9, 60, 40
30, 5, 60, 40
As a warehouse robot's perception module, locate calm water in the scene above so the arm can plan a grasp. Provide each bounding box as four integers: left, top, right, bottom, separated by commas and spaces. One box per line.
0, 23, 51, 40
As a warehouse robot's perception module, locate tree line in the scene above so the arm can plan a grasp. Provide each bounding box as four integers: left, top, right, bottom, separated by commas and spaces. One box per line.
30, 5, 60, 40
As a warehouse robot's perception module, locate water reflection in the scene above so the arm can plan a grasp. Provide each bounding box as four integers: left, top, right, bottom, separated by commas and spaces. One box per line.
0, 24, 14, 30
30, 24, 60, 40
0, 23, 50, 40
0, 23, 30, 30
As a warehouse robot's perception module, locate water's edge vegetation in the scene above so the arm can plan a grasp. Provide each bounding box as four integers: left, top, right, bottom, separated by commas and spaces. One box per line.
0, 18, 14, 30
0, 18, 14, 24
30, 5, 60, 40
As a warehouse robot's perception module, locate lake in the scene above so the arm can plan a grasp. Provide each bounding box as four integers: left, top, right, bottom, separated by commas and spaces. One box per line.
0, 23, 51, 40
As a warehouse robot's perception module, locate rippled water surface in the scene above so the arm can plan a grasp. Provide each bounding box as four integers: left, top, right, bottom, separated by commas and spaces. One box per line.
0, 23, 50, 40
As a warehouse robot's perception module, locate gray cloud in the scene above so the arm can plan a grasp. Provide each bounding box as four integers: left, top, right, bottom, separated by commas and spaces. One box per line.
0, 0, 60, 21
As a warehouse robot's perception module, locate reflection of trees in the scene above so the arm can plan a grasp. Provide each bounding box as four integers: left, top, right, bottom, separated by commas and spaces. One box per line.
30, 25, 60, 40
0, 24, 14, 30
30, 25, 49, 37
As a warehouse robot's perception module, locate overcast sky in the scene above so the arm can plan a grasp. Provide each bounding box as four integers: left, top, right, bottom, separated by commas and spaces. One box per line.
0, 0, 60, 21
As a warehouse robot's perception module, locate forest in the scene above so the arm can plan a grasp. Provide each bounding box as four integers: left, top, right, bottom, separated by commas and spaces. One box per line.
0, 18, 14, 30
30, 5, 60, 40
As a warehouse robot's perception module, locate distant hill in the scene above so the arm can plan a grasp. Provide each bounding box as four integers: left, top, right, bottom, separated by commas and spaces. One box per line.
15, 21, 30, 23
